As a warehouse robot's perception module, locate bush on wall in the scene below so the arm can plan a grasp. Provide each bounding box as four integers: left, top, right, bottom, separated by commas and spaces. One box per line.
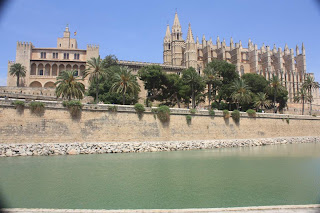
157, 105, 170, 123
63, 100, 83, 117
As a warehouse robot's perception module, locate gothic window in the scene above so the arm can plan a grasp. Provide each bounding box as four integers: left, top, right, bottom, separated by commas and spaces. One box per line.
64, 53, 69, 59
168, 44, 170, 50
73, 71, 78, 76
53, 53, 58, 59
177, 34, 179, 40
39, 69, 43, 75
59, 44, 61, 47
72, 44, 73, 48
74, 53, 80, 60
41, 52, 46, 59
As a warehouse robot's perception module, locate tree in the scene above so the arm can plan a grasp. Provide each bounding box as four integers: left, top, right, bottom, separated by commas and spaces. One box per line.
254, 92, 271, 111
268, 76, 285, 113
206, 60, 239, 107
138, 65, 167, 103
182, 67, 205, 109
241, 73, 268, 94
55, 70, 85, 100
230, 79, 252, 110
293, 88, 309, 115
162, 74, 186, 108
111, 66, 140, 105
83, 56, 107, 103
203, 64, 221, 108
302, 75, 320, 115
9, 63, 26, 87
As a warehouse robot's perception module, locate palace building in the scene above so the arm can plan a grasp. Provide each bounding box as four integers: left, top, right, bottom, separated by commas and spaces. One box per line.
7, 25, 99, 88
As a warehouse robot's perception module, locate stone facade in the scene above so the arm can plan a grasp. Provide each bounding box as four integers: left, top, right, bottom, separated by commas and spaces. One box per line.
163, 12, 317, 103
7, 26, 99, 89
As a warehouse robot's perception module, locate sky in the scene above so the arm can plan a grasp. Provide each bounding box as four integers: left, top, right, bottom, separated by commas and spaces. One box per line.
1, 0, 320, 86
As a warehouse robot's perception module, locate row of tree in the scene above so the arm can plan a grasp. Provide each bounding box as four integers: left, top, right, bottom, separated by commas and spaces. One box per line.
8, 55, 320, 115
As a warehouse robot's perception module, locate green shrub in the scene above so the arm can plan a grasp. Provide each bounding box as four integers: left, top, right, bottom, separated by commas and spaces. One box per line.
223, 110, 230, 119
211, 102, 219, 109
189, 108, 196, 115
246, 109, 256, 117
12, 100, 25, 112
29, 101, 45, 115
134, 103, 145, 120
108, 105, 117, 112
12, 100, 25, 107
63, 100, 83, 117
209, 109, 215, 117
134, 103, 145, 114
157, 105, 170, 122
231, 110, 240, 123
186, 115, 192, 125
286, 118, 290, 124
211, 101, 228, 110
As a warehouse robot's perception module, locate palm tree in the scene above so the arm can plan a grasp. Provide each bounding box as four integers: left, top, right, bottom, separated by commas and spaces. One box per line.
269, 76, 284, 113
302, 75, 320, 115
183, 68, 203, 109
111, 66, 140, 105
55, 70, 85, 100
83, 56, 107, 103
254, 92, 271, 111
203, 65, 220, 108
9, 63, 26, 87
293, 88, 309, 115
231, 79, 252, 110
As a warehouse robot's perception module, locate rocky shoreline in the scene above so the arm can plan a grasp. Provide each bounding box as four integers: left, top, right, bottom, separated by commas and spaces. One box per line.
0, 136, 320, 157
0, 136, 319, 157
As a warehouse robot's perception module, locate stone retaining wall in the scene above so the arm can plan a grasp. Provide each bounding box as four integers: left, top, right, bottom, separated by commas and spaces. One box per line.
1, 136, 319, 157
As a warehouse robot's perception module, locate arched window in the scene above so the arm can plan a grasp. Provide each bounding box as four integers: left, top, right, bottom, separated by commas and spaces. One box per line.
168, 43, 170, 50
177, 34, 179, 40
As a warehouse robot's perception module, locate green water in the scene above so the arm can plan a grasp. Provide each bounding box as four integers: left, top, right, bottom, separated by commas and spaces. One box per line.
0, 143, 320, 210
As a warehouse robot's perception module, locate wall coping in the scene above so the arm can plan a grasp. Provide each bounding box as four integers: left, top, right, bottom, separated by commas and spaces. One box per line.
2, 204, 320, 212
1, 100, 319, 120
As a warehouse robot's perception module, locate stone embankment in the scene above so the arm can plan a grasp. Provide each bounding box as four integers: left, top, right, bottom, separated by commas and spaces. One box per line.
0, 136, 319, 157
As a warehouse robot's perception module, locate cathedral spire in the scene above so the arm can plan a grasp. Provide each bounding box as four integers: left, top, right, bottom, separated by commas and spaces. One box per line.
217, 36, 220, 48
164, 24, 171, 42
186, 23, 195, 43
202, 34, 207, 47
196, 36, 199, 44
296, 45, 300, 55
173, 12, 181, 28
171, 12, 182, 41
302, 42, 305, 55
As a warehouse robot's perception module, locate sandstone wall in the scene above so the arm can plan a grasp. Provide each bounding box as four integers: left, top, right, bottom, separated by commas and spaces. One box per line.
0, 102, 319, 144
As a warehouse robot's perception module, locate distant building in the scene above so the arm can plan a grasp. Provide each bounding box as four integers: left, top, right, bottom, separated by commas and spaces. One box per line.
7, 25, 99, 88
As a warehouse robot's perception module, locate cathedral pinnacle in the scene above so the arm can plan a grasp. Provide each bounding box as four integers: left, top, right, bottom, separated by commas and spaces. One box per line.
186, 23, 195, 43
196, 36, 199, 44
164, 24, 171, 42
172, 12, 181, 29
296, 45, 300, 55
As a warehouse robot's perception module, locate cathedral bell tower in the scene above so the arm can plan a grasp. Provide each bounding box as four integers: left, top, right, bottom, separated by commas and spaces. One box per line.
171, 12, 184, 66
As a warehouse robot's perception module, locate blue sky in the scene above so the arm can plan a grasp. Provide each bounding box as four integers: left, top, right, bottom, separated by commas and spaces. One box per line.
1, 0, 320, 86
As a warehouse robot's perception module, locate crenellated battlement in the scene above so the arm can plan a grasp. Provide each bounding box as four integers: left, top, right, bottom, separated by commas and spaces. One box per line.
16, 41, 33, 49
87, 44, 99, 50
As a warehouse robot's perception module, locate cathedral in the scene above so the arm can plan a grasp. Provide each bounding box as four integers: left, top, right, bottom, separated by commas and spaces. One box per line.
163, 12, 309, 102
